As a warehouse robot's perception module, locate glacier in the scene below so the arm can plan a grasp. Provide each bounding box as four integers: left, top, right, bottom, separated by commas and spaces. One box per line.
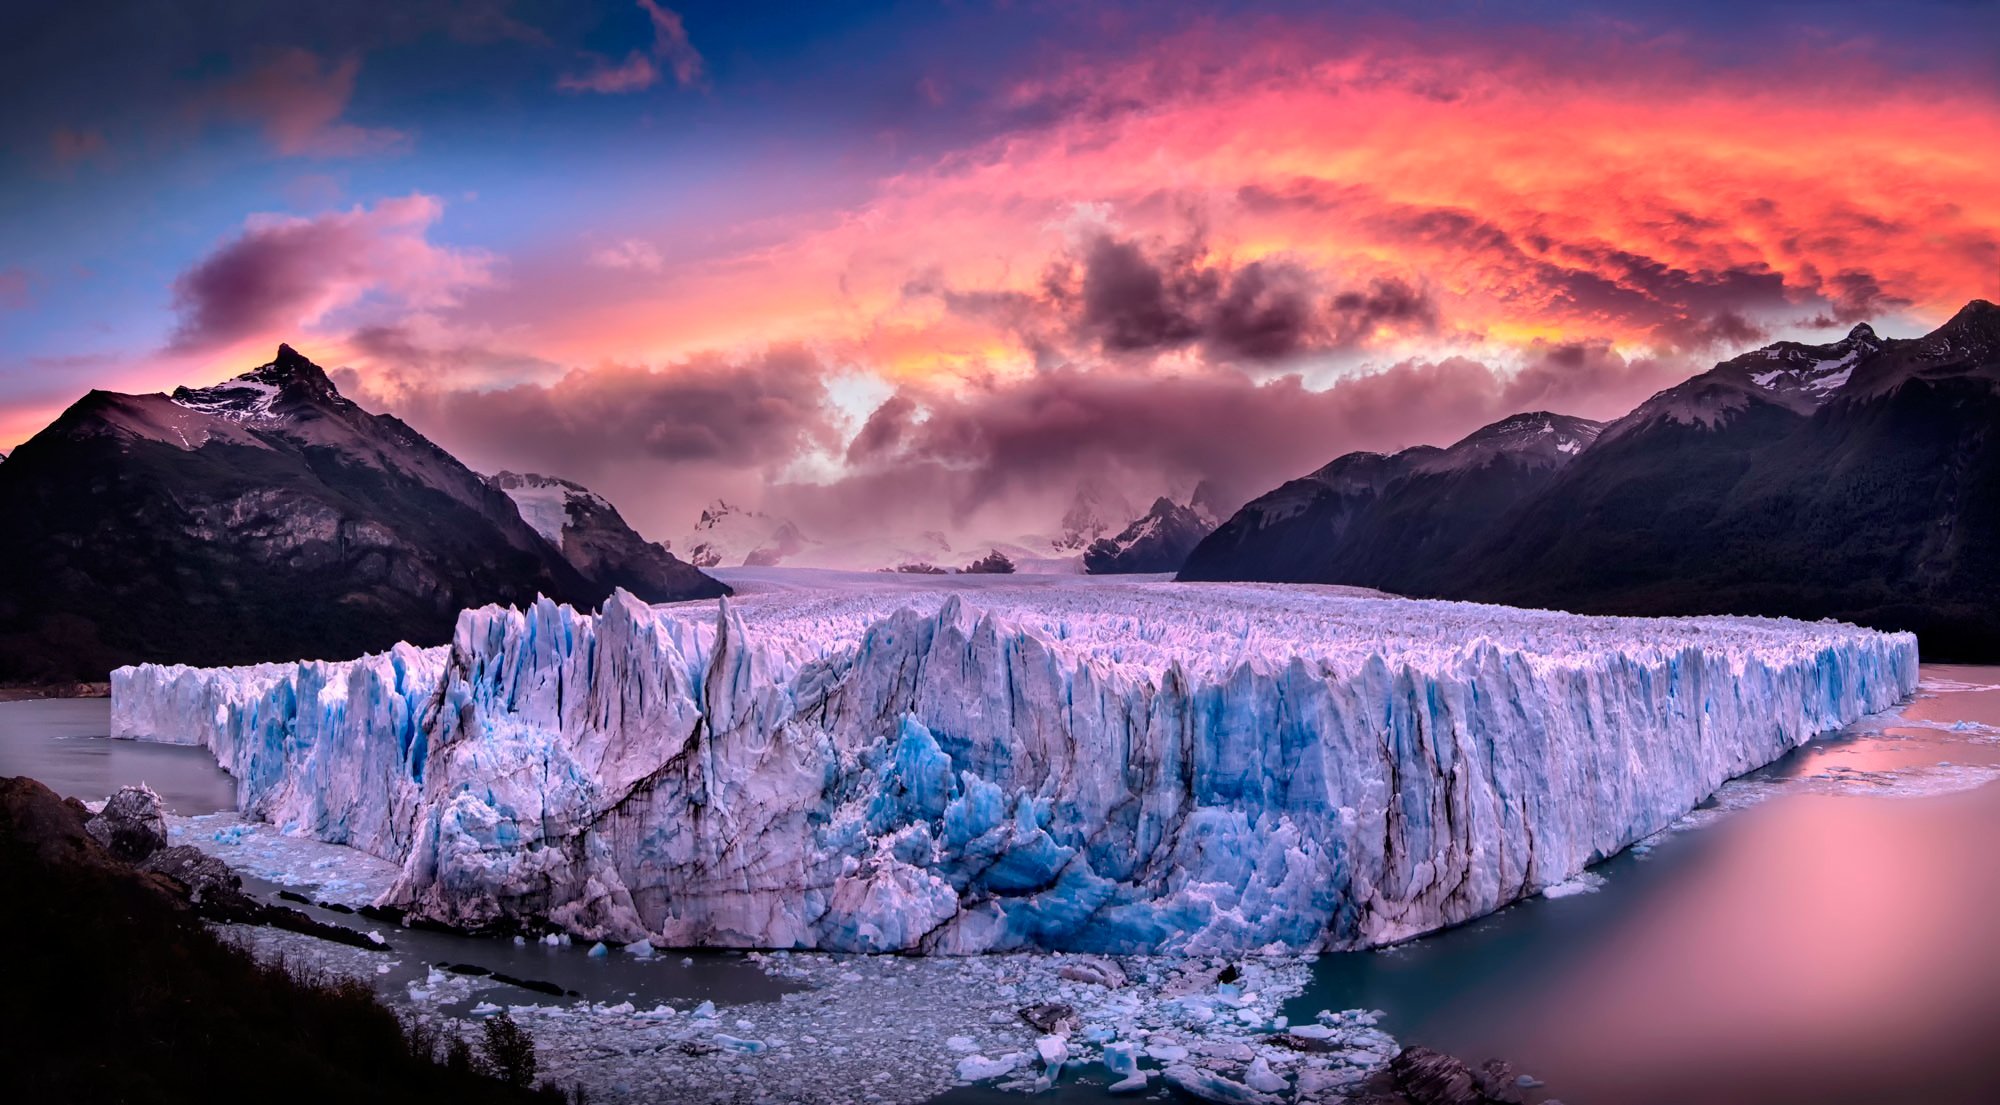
111, 577, 1918, 954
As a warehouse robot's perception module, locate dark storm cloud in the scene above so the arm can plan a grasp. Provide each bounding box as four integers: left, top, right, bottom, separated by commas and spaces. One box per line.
919, 230, 1439, 369
360, 343, 839, 480
165, 195, 483, 353
1327, 278, 1438, 348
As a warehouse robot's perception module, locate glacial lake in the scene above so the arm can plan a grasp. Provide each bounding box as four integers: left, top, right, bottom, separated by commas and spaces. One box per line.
6, 665, 2000, 1104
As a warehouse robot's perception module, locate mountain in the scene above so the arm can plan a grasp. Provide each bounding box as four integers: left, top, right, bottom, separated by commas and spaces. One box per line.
1053, 480, 1135, 551
488, 471, 723, 604
1182, 302, 2000, 659
679, 499, 815, 568
1083, 486, 1224, 574
1180, 411, 1604, 591
0, 345, 724, 682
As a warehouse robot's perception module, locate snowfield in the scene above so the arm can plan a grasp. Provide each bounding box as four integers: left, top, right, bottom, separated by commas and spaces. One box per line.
112, 572, 1918, 954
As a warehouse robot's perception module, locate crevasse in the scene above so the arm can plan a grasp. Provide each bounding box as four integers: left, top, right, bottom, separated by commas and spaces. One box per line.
111, 581, 1918, 954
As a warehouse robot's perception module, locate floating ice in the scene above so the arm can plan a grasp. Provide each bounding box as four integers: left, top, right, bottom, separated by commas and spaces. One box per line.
714, 1033, 767, 1054
957, 1053, 1020, 1081
113, 579, 1917, 954
1541, 871, 1609, 898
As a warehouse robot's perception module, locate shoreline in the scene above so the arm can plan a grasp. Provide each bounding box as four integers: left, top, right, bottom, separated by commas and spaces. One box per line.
0, 682, 109, 703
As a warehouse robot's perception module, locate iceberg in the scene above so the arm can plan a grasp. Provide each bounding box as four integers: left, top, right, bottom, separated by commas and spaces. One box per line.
112, 579, 1917, 954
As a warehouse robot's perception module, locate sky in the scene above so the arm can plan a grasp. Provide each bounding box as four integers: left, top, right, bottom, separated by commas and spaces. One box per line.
4, 0, 1998, 544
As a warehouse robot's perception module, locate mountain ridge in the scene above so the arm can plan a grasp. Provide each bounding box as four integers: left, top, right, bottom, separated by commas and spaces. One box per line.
1181, 301, 2000, 659
0, 346, 723, 682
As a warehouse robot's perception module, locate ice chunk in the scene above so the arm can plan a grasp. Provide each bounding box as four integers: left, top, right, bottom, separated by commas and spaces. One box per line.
713, 1034, 766, 1054
1035, 1034, 1070, 1069
1164, 1064, 1281, 1104
1244, 1056, 1287, 1093
587, 942, 608, 958
956, 1053, 1020, 1081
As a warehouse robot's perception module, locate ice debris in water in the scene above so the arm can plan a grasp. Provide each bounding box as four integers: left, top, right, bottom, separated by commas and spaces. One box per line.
221, 920, 1406, 1105
113, 579, 1916, 954
1541, 871, 1609, 898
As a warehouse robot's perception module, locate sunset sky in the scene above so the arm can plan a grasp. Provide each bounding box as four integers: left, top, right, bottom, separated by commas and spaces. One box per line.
5, 0, 1998, 541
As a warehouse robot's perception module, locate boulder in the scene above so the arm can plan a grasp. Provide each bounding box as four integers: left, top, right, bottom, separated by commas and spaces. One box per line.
140, 844, 242, 905
85, 784, 167, 861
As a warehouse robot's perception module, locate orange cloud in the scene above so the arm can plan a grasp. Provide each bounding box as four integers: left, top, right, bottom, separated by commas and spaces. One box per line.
515, 20, 1996, 385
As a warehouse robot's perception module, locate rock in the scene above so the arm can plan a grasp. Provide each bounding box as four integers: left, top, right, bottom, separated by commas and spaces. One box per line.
1018, 1001, 1078, 1034
1057, 956, 1127, 989
84, 784, 166, 861
138, 844, 240, 903
1391, 1047, 1485, 1105
1475, 1059, 1530, 1104
1273, 1031, 1345, 1054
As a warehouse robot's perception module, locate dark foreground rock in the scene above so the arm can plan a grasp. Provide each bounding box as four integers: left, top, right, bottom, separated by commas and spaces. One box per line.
1350, 1046, 1553, 1105
0, 775, 569, 1104
84, 783, 167, 861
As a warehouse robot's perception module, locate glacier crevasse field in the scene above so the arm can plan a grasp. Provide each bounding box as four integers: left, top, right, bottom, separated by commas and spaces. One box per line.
111, 580, 1918, 954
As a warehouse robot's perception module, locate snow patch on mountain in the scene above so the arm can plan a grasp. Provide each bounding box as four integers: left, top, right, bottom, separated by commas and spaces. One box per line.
1414, 411, 1605, 474
489, 471, 611, 547
113, 579, 1916, 955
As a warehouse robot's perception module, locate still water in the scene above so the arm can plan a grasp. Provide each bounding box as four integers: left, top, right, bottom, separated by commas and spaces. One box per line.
7, 669, 2000, 1103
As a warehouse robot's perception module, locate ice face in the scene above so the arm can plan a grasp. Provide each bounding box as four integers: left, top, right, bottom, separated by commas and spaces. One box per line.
112, 579, 1918, 954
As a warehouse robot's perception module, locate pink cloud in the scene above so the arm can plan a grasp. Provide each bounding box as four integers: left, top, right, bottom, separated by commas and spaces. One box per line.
557, 1, 704, 94
589, 239, 665, 272
167, 195, 493, 352
207, 49, 407, 157
558, 52, 659, 95
638, 0, 705, 88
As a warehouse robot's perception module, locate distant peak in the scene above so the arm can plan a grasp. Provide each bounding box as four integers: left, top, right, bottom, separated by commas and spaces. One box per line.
275, 342, 306, 365
1845, 322, 1878, 343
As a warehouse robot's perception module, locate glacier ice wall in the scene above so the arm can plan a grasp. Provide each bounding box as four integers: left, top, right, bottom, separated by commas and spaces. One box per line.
112, 582, 1918, 954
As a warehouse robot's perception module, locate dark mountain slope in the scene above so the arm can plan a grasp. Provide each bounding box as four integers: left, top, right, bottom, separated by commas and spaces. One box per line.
0, 345, 723, 681
1186, 303, 2000, 659
1464, 305, 2000, 656
1178, 413, 1602, 590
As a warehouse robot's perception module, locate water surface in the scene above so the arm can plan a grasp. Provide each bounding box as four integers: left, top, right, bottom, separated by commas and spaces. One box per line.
0, 698, 236, 813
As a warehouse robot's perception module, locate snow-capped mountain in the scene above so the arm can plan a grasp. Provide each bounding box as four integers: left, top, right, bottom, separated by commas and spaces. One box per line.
1185, 300, 2000, 658
489, 471, 721, 604
0, 344, 723, 681
680, 499, 816, 568
1598, 322, 1883, 445
1082, 487, 1223, 574
1181, 409, 1604, 591
1052, 481, 1135, 551
1414, 411, 1605, 473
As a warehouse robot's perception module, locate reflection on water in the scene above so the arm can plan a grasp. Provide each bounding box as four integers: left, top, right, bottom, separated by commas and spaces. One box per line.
1289, 665, 2000, 1105
0, 699, 237, 814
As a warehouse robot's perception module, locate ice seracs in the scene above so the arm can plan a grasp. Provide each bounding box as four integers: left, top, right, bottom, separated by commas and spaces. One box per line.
113, 575, 1916, 954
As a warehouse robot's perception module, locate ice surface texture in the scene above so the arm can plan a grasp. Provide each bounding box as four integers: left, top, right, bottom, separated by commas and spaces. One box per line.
112, 581, 1917, 954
